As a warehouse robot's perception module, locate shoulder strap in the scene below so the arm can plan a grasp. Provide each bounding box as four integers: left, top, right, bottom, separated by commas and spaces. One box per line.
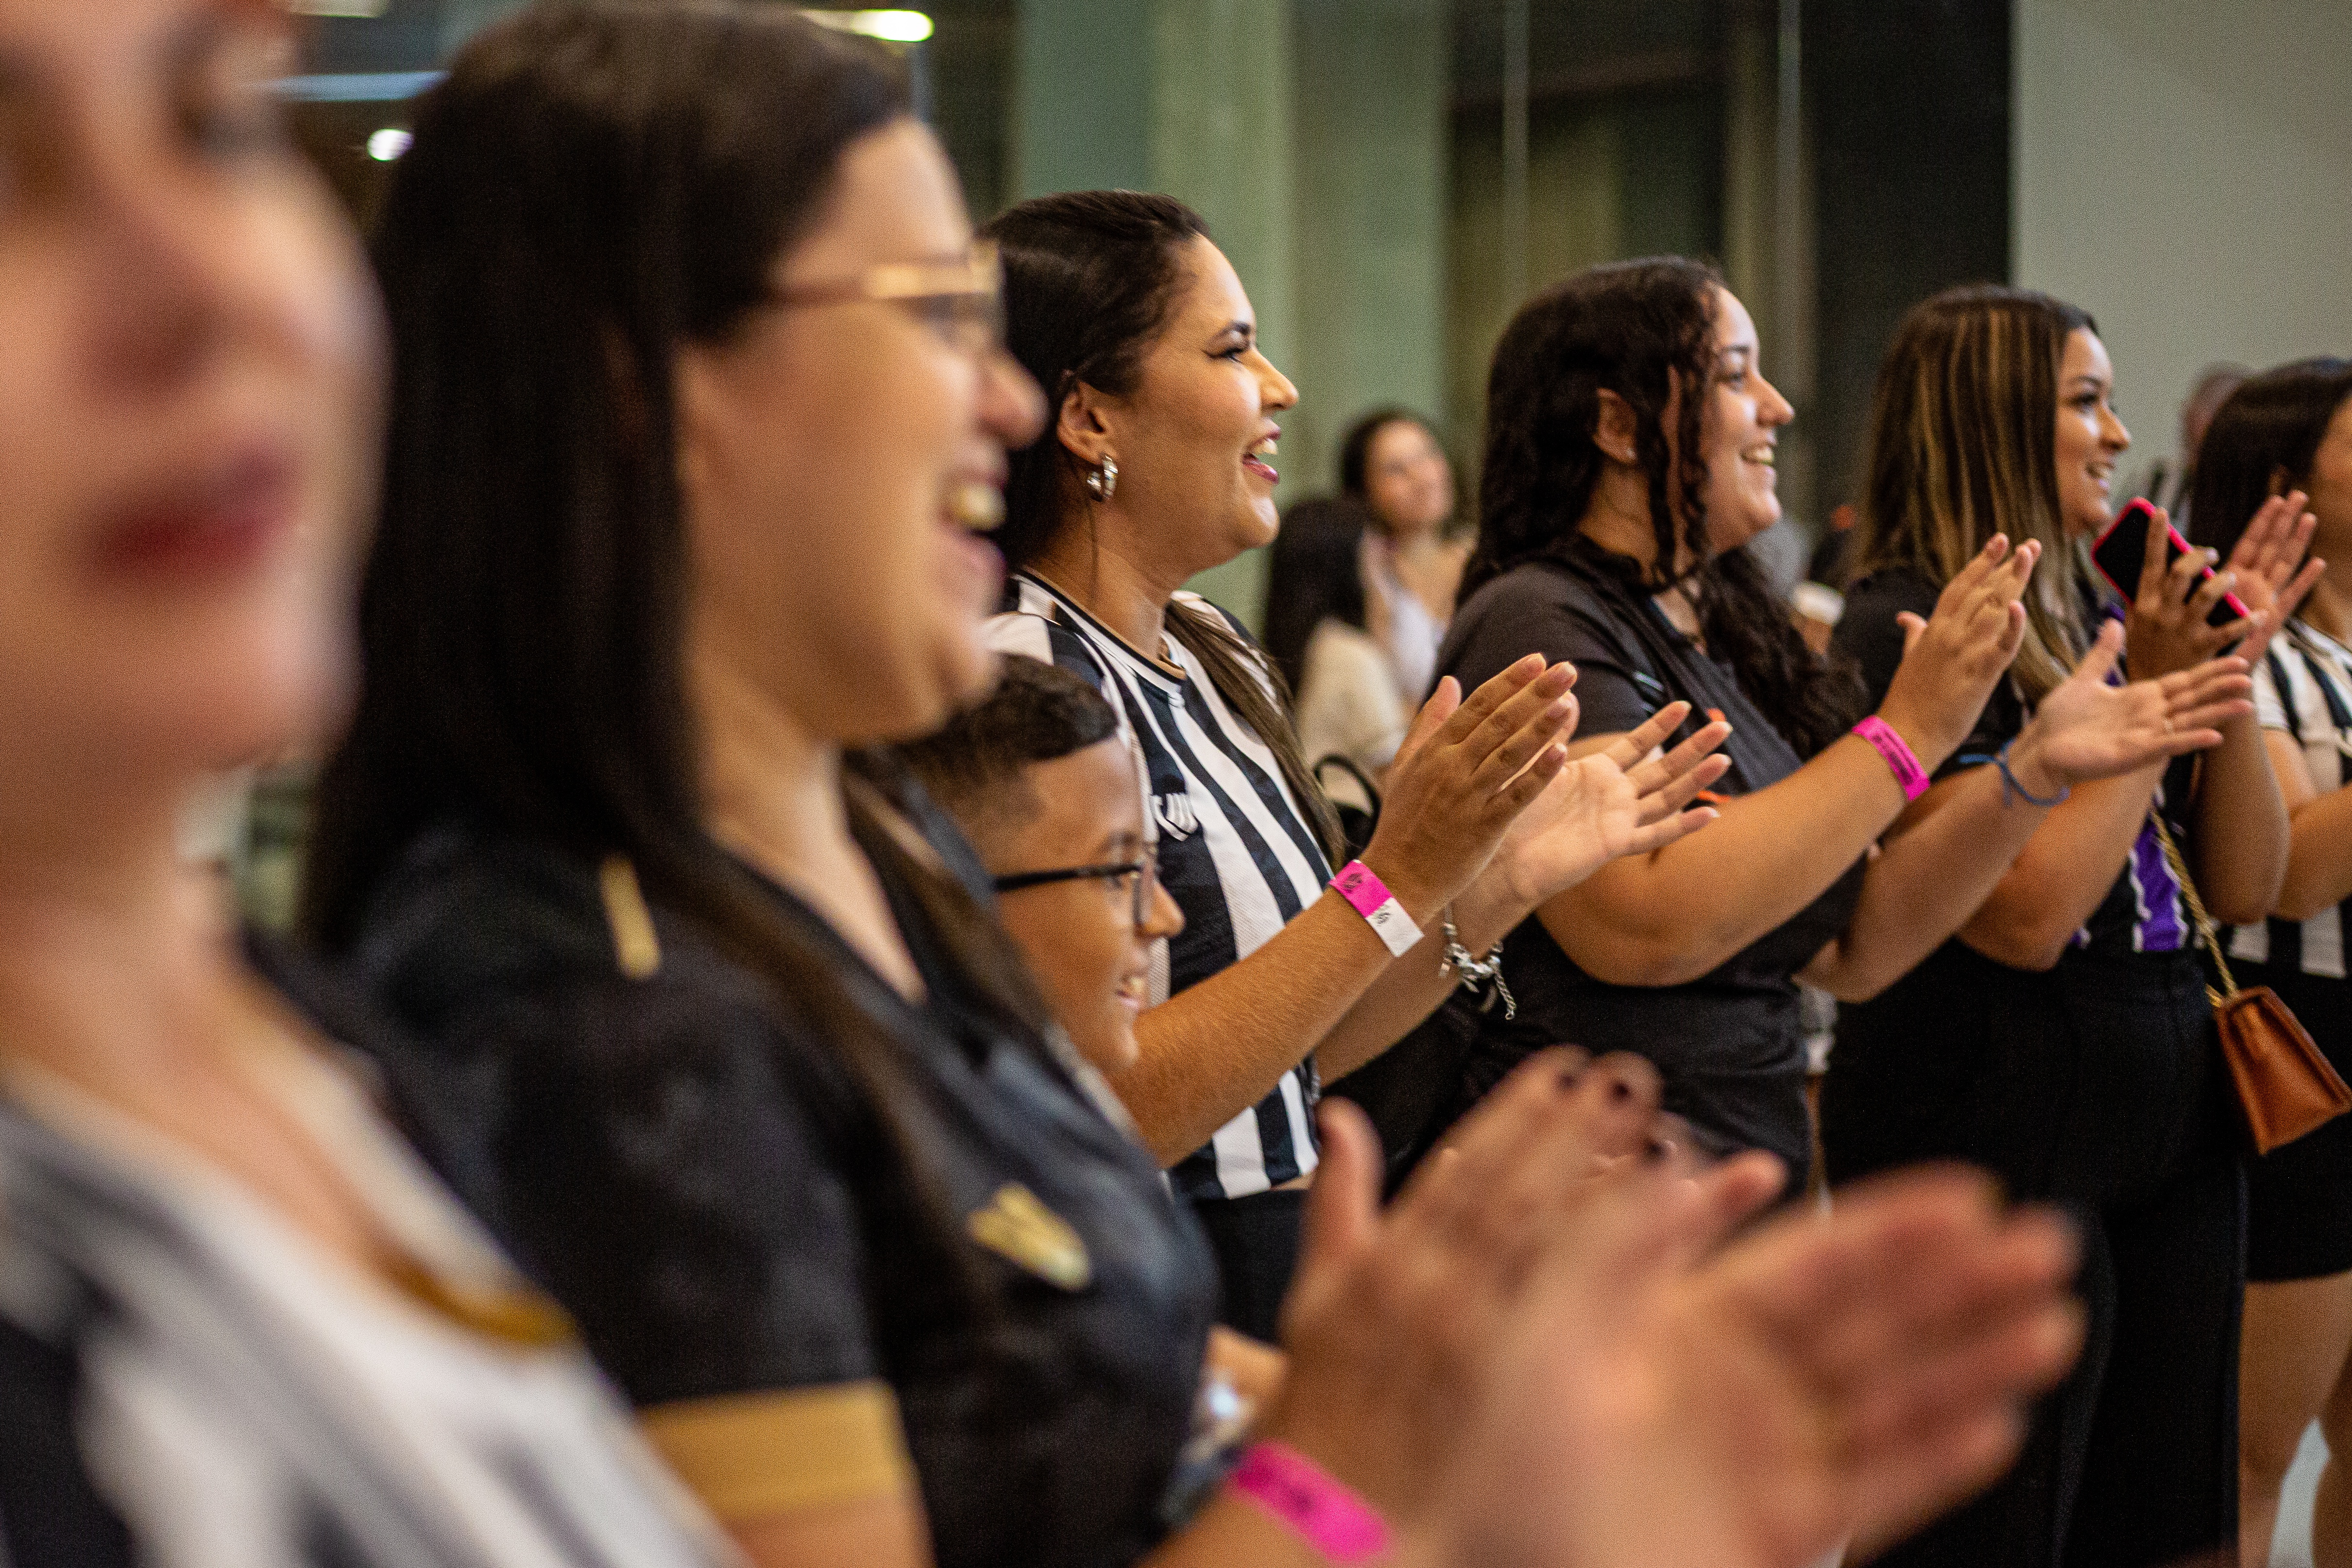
2150, 813, 2233, 1003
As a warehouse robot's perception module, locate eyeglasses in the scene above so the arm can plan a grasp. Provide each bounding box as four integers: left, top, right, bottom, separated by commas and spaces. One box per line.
993, 844, 1160, 930
765, 239, 1004, 358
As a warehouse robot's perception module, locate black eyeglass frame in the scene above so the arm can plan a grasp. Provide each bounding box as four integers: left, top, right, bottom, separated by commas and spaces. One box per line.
991, 846, 1159, 929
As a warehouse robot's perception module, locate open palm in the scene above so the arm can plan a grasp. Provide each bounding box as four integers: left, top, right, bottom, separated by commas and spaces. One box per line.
1496, 702, 1733, 907
1434, 1168, 2081, 1568
2025, 619, 2253, 785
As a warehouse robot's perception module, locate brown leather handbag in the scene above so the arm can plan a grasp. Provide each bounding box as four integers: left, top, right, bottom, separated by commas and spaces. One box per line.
2155, 816, 2352, 1155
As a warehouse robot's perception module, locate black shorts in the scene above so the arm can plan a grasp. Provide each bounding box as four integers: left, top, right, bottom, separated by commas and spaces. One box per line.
2244, 963, 2352, 1281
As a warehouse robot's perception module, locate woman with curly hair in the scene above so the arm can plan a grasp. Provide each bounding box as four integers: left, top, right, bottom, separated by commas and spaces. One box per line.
1436, 259, 2252, 1190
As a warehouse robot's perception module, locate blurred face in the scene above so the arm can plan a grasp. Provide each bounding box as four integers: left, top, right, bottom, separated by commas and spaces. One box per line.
0, 0, 380, 840
2055, 328, 2130, 536
675, 119, 1044, 746
1363, 419, 1453, 536
1694, 286, 1793, 554
1085, 236, 1299, 585
985, 739, 1183, 1077
2301, 395, 2352, 562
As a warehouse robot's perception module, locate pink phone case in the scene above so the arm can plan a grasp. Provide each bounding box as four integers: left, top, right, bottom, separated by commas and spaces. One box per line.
2090, 499, 2252, 625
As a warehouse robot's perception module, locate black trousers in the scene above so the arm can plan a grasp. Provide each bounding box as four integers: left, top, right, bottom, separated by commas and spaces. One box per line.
1191, 1187, 1305, 1343
1825, 945, 2246, 1568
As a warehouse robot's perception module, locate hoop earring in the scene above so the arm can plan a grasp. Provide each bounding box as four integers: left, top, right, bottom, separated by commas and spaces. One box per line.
1085, 454, 1119, 502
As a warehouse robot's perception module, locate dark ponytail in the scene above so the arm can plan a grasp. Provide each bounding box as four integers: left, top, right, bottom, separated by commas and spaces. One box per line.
1467, 257, 1862, 756
984, 190, 1347, 865
302, 0, 1034, 1311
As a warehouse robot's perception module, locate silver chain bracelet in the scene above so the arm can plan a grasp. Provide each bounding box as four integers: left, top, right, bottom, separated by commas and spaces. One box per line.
1440, 910, 1515, 1020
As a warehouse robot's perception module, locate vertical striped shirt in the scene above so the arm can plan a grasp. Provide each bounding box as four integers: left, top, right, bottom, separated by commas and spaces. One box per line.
2068, 605, 2191, 957
987, 575, 1330, 1201
2231, 624, 2352, 978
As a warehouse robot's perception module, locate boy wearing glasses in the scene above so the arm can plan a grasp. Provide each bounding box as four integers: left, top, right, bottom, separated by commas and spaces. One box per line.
902, 655, 1184, 1079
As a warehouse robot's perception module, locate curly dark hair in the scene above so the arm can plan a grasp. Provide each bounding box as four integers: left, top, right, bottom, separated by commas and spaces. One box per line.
1463, 256, 1861, 756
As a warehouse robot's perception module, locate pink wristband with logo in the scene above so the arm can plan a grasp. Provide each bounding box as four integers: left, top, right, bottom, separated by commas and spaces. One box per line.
1852, 715, 1929, 801
1229, 1441, 1392, 1562
1330, 859, 1422, 958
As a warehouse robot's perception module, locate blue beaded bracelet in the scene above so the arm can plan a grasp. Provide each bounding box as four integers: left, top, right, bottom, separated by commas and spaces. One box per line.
1996, 739, 2070, 807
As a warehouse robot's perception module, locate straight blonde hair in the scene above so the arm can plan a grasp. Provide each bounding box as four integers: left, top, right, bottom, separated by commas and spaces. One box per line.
1850, 286, 2099, 702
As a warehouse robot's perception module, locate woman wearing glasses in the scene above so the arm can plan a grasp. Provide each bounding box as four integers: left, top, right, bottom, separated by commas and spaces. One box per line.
302, 6, 2082, 1568
298, 7, 1740, 1565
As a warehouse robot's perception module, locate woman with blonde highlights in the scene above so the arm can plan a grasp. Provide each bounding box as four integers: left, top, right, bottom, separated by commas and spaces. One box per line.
1824, 285, 2319, 1568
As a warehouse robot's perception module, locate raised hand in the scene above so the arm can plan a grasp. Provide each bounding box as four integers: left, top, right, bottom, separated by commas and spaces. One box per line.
2125, 497, 2317, 676
2216, 490, 2324, 666
1493, 700, 1733, 907
2001, 619, 2253, 797
1875, 534, 2039, 772
1361, 654, 1584, 919
1427, 1163, 2081, 1568
1264, 1049, 1685, 1521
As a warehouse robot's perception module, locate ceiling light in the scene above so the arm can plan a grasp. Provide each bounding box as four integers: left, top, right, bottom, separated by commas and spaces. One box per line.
803, 9, 935, 44
367, 128, 414, 162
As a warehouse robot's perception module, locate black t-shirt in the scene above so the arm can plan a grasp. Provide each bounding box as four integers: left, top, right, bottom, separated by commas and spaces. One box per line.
1824, 569, 2227, 1205
1436, 555, 1866, 1178
337, 780, 1219, 1568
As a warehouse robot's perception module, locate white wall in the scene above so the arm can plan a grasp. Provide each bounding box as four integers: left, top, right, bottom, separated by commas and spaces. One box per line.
2015, 0, 2352, 474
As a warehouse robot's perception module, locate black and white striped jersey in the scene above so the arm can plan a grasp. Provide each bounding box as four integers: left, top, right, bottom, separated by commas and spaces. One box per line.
2232, 623, 2352, 979
988, 574, 1331, 1201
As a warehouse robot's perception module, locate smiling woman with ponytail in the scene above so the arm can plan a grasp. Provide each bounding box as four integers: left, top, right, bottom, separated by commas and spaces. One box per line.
981, 193, 1733, 1338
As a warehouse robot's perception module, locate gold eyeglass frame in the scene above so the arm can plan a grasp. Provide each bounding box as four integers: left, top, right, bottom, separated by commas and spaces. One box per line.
766, 240, 1004, 351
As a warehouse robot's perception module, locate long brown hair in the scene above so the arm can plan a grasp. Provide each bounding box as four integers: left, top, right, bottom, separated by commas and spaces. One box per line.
983, 190, 1347, 866
1849, 285, 2099, 701
302, 0, 1041, 1307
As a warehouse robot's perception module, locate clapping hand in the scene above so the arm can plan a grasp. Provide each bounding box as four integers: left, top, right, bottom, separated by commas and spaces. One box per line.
2000, 619, 2253, 798
2126, 494, 2320, 675
2215, 490, 2324, 667
1494, 700, 1735, 908
1429, 1159, 2081, 1568
1876, 534, 2039, 770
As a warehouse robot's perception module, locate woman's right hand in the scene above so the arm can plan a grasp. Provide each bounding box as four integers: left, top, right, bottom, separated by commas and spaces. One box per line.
1423, 1165, 2080, 1568
1263, 1049, 1700, 1521
1874, 534, 2038, 771
1357, 654, 1583, 919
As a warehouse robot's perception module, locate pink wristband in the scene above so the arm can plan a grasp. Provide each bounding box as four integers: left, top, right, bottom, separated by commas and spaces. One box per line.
1852, 715, 1929, 801
1330, 859, 1422, 958
1229, 1442, 1392, 1563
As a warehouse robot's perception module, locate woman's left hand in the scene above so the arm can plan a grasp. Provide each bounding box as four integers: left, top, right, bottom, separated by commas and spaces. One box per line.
2216, 489, 2324, 666
1492, 701, 1734, 908
2002, 619, 2254, 795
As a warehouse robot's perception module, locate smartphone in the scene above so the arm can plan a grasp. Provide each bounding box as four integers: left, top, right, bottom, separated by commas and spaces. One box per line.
2090, 497, 2250, 631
